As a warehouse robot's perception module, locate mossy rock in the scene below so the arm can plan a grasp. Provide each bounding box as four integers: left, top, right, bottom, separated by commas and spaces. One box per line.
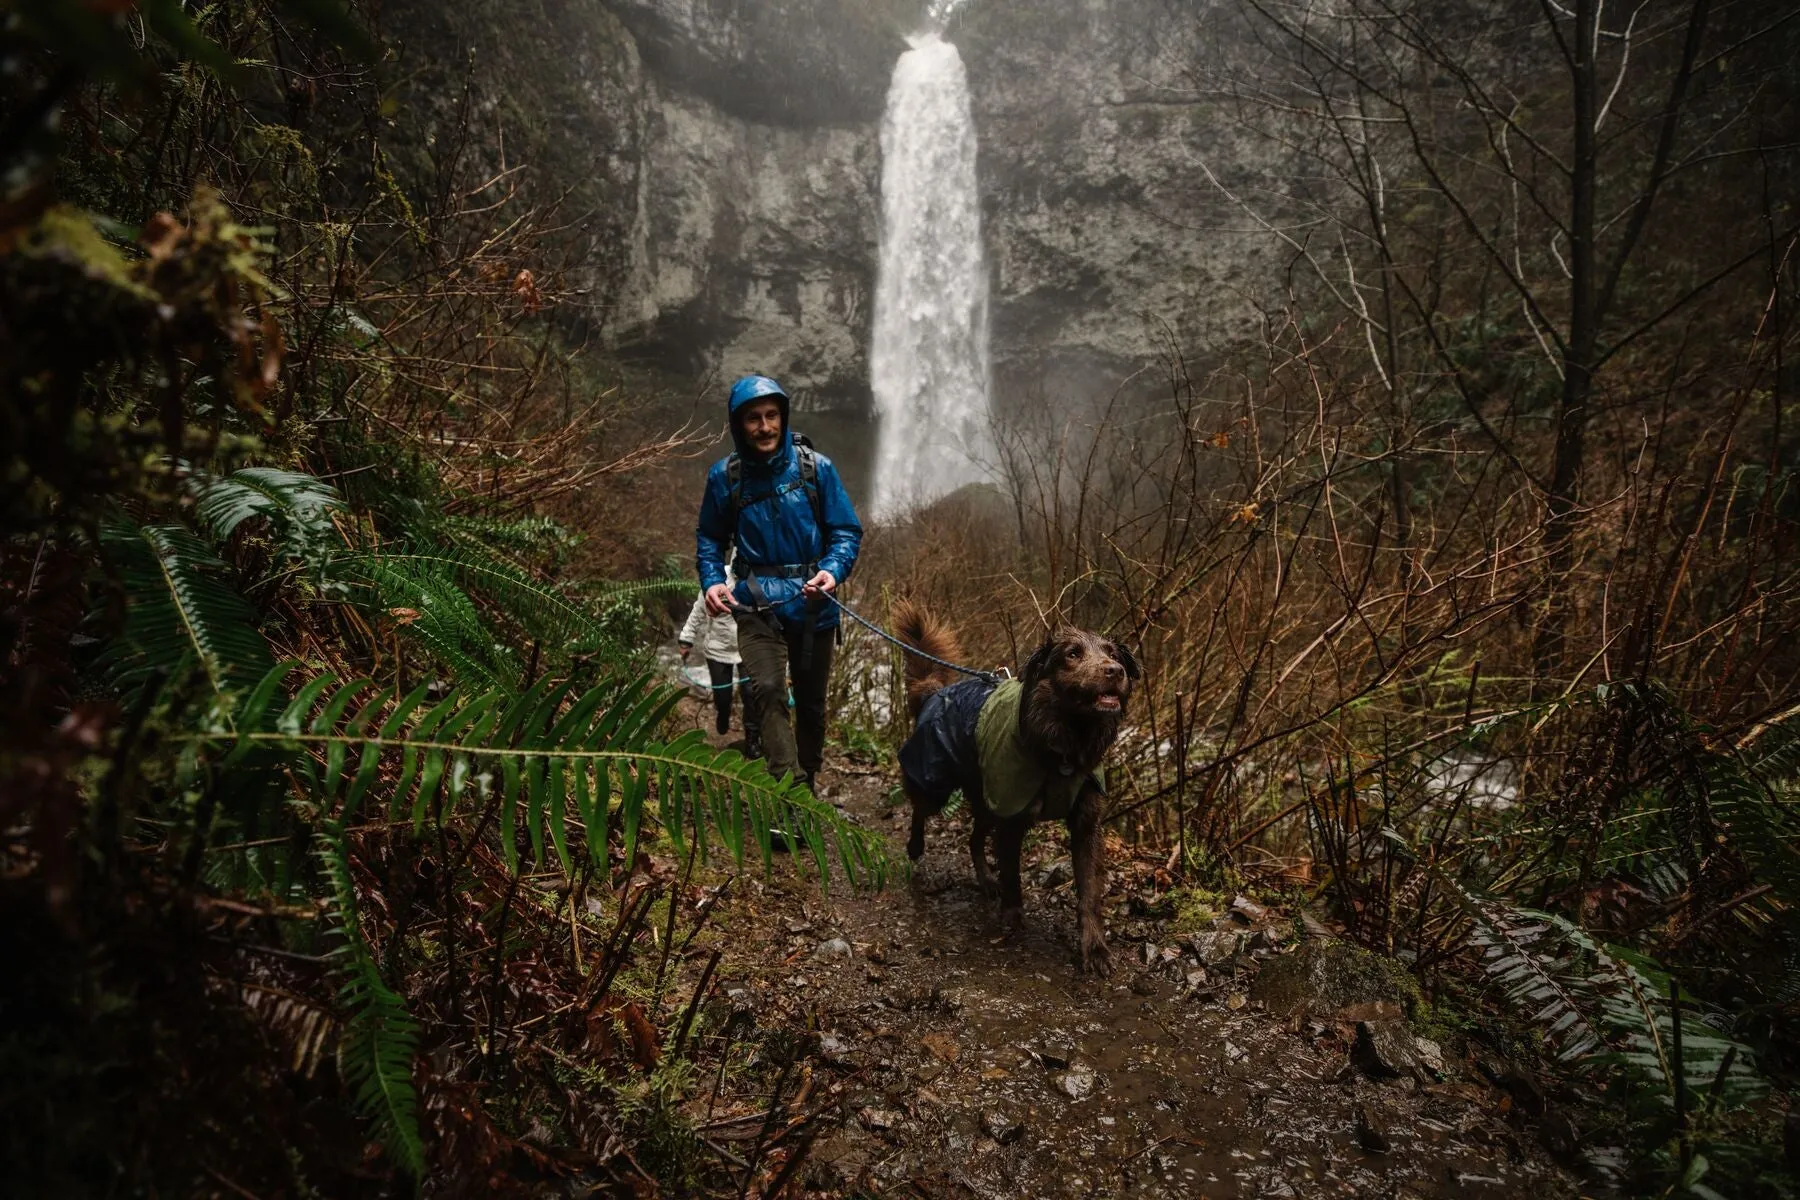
1251, 940, 1422, 1021
1168, 886, 1228, 934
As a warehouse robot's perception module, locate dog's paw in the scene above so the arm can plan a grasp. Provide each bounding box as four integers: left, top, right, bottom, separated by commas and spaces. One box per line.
1079, 929, 1112, 977
999, 904, 1024, 931
906, 830, 925, 861
973, 869, 999, 899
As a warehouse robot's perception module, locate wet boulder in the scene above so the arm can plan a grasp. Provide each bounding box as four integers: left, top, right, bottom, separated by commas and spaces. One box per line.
1250, 939, 1421, 1022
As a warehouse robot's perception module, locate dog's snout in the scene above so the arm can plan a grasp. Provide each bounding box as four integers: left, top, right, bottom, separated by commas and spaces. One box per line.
1103, 661, 1125, 682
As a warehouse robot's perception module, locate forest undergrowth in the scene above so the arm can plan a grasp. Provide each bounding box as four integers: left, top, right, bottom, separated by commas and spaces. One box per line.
3, 0, 1799, 1197
1, 4, 885, 1195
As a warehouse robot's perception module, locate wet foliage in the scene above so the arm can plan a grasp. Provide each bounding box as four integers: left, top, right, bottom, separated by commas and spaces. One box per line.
2, 1, 1797, 1197
1, 3, 879, 1194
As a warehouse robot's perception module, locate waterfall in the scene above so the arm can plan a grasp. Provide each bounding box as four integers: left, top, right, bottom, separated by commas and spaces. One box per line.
869, 32, 994, 521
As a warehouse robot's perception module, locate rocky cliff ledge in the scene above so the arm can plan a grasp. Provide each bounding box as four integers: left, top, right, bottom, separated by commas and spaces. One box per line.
955, 0, 1269, 409
384, 0, 908, 412
383, 0, 1269, 416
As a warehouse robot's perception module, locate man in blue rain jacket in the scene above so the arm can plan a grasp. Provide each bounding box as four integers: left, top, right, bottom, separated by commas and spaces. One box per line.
696, 375, 863, 790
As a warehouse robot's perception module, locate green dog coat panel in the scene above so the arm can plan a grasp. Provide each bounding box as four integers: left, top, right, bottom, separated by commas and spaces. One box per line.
974, 679, 1105, 820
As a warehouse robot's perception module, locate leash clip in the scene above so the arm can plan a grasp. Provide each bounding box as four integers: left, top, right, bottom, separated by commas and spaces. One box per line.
995, 666, 1013, 680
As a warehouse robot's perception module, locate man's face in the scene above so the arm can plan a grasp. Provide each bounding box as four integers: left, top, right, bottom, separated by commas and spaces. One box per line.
739, 398, 783, 456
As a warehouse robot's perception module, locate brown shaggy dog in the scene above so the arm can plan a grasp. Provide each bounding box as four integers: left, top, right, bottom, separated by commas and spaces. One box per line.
892, 600, 1139, 974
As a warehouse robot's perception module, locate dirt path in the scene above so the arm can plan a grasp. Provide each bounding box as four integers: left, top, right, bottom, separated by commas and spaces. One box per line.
673, 693, 1578, 1199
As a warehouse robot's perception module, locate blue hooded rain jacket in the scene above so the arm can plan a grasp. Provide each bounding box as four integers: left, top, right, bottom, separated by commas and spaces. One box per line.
695, 377, 863, 629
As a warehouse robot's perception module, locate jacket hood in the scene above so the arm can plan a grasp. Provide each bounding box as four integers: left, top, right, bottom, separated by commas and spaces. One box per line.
728, 374, 791, 465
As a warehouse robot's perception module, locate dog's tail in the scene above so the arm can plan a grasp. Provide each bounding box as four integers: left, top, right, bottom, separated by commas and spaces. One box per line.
891, 598, 965, 719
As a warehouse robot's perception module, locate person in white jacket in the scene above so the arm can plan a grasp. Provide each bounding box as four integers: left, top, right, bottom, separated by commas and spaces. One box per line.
679, 574, 762, 756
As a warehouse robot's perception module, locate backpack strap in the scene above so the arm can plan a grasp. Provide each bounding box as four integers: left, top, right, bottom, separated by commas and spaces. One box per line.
727, 439, 824, 529
726, 451, 743, 515
795, 440, 823, 529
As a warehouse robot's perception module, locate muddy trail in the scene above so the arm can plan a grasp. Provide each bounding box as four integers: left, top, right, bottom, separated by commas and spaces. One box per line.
668, 695, 1579, 1199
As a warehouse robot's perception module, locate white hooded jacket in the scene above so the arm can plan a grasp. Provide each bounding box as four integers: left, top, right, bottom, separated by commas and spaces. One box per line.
677, 574, 742, 664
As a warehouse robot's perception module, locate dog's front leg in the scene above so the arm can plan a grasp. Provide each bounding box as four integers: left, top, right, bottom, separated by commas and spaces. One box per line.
1070, 789, 1111, 976
905, 780, 929, 862
969, 809, 997, 897
993, 820, 1026, 929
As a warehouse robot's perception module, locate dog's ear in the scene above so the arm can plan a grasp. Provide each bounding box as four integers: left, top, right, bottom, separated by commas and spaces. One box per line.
1112, 641, 1141, 681
1021, 638, 1058, 688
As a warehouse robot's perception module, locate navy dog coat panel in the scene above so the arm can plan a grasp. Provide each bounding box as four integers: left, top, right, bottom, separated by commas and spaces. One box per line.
898, 676, 999, 808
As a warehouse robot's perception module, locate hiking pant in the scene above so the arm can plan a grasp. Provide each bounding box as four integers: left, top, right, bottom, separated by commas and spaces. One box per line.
706, 658, 760, 746
733, 610, 835, 787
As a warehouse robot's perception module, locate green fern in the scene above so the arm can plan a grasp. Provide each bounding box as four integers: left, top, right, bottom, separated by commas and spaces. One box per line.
193, 466, 344, 565
439, 512, 576, 561
96, 517, 273, 701
334, 549, 692, 686
1458, 890, 1606, 1061
1555, 922, 1769, 1114
223, 664, 889, 887
339, 549, 595, 650
1591, 685, 1800, 897
1435, 872, 1766, 1110
317, 820, 425, 1177
344, 552, 519, 690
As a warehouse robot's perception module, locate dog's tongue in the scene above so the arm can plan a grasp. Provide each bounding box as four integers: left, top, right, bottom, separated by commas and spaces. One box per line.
1095, 694, 1122, 711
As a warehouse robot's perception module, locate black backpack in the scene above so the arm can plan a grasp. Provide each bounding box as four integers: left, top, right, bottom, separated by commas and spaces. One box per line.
724, 433, 824, 530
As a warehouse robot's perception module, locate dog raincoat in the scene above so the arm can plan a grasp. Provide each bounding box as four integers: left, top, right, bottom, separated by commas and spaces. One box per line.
900, 678, 1105, 820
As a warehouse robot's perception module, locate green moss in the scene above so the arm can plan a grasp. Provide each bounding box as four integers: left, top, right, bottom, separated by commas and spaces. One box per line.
1169, 886, 1227, 933
1251, 940, 1424, 1019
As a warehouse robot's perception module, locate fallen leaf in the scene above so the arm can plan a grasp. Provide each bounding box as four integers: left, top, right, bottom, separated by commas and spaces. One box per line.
921, 1033, 959, 1063
1226, 992, 1247, 1010
620, 1001, 660, 1070
981, 1067, 1009, 1080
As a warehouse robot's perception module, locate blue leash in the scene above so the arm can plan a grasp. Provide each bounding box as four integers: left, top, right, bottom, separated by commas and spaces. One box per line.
683, 592, 1004, 690
820, 592, 1005, 684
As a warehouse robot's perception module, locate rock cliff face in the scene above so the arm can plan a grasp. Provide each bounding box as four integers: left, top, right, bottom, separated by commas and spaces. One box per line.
955, 0, 1270, 409
386, 0, 903, 412
386, 0, 1269, 416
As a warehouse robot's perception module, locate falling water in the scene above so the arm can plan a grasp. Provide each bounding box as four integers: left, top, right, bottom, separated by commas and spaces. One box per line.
869, 32, 994, 520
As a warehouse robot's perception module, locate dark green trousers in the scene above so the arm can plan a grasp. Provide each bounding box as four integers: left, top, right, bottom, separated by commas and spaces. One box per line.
732, 610, 835, 786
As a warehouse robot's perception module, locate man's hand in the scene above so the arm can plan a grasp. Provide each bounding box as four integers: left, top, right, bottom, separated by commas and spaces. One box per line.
704, 582, 735, 616
801, 569, 836, 599
678, 642, 691, 661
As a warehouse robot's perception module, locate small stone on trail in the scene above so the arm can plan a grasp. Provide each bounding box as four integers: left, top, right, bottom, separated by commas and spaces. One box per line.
1352, 1019, 1426, 1080
1222, 1040, 1248, 1062
1413, 1035, 1447, 1078
1142, 942, 1159, 966
1231, 894, 1270, 923
1185, 968, 1208, 990
1187, 931, 1242, 965
859, 1107, 901, 1132
1057, 1065, 1097, 1100
1354, 1102, 1392, 1153
819, 1033, 851, 1062
982, 1111, 1025, 1145
1037, 860, 1073, 888
813, 937, 853, 963
1034, 1045, 1073, 1071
